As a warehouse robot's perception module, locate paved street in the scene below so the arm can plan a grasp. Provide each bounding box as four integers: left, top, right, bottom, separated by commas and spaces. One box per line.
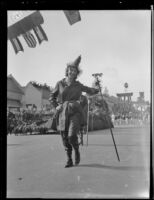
7, 126, 150, 198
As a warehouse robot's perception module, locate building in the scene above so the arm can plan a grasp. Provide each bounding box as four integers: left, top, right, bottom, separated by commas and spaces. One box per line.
132, 92, 150, 113
22, 81, 51, 111
116, 92, 133, 102
7, 74, 24, 111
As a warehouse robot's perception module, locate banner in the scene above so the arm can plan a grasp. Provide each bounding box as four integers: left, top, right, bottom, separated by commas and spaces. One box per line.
63, 10, 81, 25
33, 24, 48, 44
22, 31, 37, 48
9, 37, 24, 53
8, 11, 48, 54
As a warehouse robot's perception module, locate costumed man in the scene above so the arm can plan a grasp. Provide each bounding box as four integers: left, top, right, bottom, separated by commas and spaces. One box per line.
49, 55, 99, 168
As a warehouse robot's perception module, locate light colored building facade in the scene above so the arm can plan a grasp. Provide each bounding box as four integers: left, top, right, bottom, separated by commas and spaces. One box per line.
22, 82, 51, 111
7, 74, 24, 111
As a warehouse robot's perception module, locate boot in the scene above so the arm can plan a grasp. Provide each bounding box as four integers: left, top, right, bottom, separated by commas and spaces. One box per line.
74, 148, 80, 165
65, 159, 73, 168
65, 151, 73, 168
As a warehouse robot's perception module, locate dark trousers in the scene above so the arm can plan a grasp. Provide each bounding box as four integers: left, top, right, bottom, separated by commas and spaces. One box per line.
60, 114, 80, 157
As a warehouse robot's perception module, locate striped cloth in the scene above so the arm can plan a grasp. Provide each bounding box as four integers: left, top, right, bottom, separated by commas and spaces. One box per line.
10, 37, 24, 54
33, 24, 48, 44
22, 31, 37, 48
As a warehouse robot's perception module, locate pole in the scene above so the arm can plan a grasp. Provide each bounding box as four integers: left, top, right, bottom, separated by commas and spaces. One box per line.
86, 97, 90, 146
91, 98, 94, 131
92, 74, 120, 161
150, 6, 153, 199
99, 86, 120, 161
151, 5, 154, 143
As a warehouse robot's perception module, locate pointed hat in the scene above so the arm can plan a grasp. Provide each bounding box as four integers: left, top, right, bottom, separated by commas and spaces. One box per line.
67, 55, 81, 67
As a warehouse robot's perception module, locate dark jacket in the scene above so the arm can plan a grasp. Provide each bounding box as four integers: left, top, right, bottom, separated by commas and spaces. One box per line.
49, 78, 98, 131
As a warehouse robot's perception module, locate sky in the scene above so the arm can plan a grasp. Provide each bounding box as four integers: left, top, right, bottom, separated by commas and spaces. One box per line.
7, 10, 151, 102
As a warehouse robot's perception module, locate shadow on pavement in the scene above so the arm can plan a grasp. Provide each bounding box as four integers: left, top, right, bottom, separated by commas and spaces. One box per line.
86, 143, 141, 147
76, 163, 146, 171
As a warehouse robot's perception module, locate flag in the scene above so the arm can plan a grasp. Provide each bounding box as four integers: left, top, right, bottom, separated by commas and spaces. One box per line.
63, 10, 81, 25
33, 24, 48, 44
10, 37, 24, 54
8, 11, 47, 53
22, 31, 37, 48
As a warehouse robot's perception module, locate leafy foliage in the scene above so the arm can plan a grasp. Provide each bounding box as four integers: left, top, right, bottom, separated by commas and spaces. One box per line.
30, 81, 51, 90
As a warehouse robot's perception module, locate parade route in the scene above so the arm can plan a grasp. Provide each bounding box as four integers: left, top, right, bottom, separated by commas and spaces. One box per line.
7, 126, 150, 198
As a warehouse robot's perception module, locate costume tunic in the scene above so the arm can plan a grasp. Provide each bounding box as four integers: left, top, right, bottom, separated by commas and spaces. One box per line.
49, 78, 98, 132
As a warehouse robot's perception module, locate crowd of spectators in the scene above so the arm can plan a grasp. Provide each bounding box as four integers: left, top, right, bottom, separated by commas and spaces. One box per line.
111, 112, 150, 127
7, 98, 150, 135
7, 109, 54, 135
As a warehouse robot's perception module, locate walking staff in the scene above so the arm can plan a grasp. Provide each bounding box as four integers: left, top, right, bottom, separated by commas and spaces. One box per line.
92, 73, 120, 162
86, 97, 90, 146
